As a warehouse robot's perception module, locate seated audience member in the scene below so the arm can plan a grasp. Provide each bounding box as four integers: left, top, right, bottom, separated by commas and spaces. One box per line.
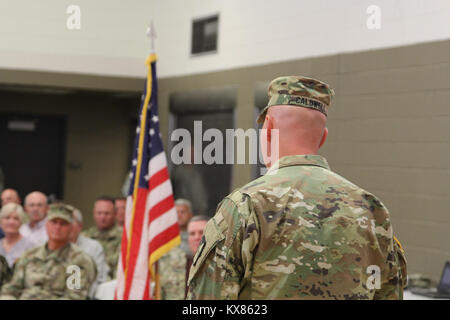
69, 206, 109, 298
159, 215, 209, 300
175, 199, 193, 256
185, 215, 209, 298
20, 191, 49, 246
159, 246, 187, 300
0, 204, 36, 268
0, 189, 22, 240
1, 189, 21, 207
82, 196, 122, 279
114, 197, 126, 228
0, 255, 11, 289
0, 204, 96, 300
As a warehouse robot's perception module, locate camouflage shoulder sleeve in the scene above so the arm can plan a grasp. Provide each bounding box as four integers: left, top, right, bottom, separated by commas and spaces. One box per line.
366, 195, 406, 300
0, 254, 27, 300
0, 256, 12, 289
187, 192, 259, 300
394, 236, 408, 289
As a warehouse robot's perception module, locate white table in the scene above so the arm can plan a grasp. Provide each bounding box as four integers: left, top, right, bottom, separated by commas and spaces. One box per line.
403, 289, 449, 300
95, 280, 117, 300
94, 283, 446, 300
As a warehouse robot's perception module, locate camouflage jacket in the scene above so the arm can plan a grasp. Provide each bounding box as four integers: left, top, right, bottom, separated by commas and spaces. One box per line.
159, 246, 187, 300
187, 155, 407, 300
82, 225, 122, 279
0, 255, 12, 289
0, 242, 96, 300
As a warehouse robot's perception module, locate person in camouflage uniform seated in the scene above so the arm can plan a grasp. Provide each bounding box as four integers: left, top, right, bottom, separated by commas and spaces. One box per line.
0, 203, 96, 300
159, 246, 187, 300
188, 76, 407, 300
82, 196, 122, 279
158, 216, 210, 300
0, 255, 12, 289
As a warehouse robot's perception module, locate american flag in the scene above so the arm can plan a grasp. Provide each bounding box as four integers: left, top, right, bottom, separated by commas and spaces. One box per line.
115, 54, 181, 300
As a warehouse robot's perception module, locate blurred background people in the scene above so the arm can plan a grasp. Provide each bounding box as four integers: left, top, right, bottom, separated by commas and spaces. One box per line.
175, 198, 193, 256
0, 204, 96, 300
69, 206, 109, 299
0, 254, 11, 290
114, 197, 126, 228
82, 196, 122, 279
159, 214, 210, 300
159, 245, 187, 300
187, 215, 209, 258
185, 215, 209, 298
0, 204, 35, 268
20, 191, 49, 246
1, 189, 21, 207
0, 189, 22, 240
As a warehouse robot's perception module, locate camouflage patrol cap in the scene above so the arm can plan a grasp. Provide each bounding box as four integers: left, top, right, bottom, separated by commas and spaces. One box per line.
257, 76, 335, 124
47, 203, 74, 223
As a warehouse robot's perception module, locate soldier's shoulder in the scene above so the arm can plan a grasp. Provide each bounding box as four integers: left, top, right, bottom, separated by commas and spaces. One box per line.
81, 226, 98, 237
328, 170, 388, 211
22, 245, 44, 258
111, 226, 123, 237
80, 236, 104, 253
161, 247, 186, 263
0, 255, 8, 270
238, 174, 274, 195
68, 243, 94, 263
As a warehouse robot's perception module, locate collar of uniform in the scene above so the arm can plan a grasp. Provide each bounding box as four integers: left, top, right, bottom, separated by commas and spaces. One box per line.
93, 225, 121, 239
36, 242, 71, 260
266, 154, 330, 175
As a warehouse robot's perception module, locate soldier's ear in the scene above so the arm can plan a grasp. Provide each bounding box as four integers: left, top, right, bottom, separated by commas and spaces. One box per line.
319, 127, 328, 149
265, 115, 274, 144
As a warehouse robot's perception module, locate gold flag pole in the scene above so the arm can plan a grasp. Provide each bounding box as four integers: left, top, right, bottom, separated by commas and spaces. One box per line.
154, 261, 161, 300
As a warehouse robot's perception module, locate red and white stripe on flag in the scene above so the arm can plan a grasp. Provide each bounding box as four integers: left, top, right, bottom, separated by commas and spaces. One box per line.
115, 54, 180, 300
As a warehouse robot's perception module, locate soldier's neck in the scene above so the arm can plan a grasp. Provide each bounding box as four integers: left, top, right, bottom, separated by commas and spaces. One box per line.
267, 148, 318, 168
97, 224, 115, 232
48, 240, 68, 251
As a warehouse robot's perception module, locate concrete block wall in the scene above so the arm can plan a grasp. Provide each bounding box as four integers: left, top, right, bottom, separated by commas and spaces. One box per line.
329, 41, 450, 281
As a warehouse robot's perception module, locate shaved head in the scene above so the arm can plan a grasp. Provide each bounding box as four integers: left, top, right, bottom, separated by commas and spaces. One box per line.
24, 191, 48, 225
24, 191, 48, 206
260, 105, 328, 168
1, 188, 21, 207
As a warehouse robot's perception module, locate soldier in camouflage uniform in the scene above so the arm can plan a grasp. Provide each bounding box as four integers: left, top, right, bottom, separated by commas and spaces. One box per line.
188, 76, 407, 300
82, 196, 122, 279
0, 255, 12, 289
0, 204, 96, 299
159, 246, 187, 300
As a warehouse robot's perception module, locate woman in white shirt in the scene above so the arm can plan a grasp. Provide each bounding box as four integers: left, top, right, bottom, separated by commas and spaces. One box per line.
0, 203, 36, 268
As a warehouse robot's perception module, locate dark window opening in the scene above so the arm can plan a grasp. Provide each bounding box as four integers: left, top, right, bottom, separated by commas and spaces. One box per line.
191, 15, 219, 55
